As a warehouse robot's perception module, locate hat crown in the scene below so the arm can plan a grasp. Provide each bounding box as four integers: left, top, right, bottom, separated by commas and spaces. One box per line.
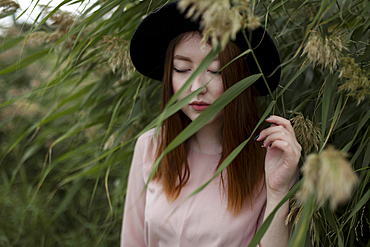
130, 1, 281, 96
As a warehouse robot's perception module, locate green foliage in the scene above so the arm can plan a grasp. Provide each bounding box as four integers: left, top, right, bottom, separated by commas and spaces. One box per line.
0, 0, 369, 246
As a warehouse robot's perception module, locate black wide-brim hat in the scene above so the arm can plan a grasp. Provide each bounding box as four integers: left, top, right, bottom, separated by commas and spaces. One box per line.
130, 1, 281, 96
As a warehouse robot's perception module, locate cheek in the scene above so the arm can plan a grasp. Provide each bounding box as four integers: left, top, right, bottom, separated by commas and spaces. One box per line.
216, 88, 224, 98
171, 81, 180, 94
172, 78, 188, 99
214, 80, 224, 98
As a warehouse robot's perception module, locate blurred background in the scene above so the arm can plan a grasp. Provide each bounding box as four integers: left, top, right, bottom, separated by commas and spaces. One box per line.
0, 0, 369, 246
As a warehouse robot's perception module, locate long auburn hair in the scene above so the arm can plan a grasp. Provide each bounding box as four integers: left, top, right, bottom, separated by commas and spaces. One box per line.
153, 31, 265, 215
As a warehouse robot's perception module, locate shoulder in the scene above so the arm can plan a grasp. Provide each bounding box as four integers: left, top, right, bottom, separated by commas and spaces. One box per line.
137, 128, 156, 143
135, 128, 158, 164
136, 128, 156, 151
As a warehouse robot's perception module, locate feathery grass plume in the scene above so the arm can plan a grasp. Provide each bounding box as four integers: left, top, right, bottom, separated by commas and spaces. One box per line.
301, 31, 347, 73
338, 56, 370, 104
178, 0, 259, 49
27, 31, 49, 47
244, 12, 260, 31
296, 146, 358, 210
233, 0, 261, 31
28, 6, 78, 48
0, 0, 20, 14
296, 153, 320, 206
290, 112, 321, 156
102, 36, 135, 80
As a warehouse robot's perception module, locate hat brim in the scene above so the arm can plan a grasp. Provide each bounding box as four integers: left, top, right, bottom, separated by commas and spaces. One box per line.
130, 1, 280, 96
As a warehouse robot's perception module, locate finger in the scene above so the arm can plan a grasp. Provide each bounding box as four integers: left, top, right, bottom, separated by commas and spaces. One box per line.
256, 125, 295, 143
268, 140, 300, 166
256, 125, 301, 153
265, 115, 295, 136
261, 131, 301, 154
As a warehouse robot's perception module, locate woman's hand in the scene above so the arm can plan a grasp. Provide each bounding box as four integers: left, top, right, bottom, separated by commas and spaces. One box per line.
255, 115, 301, 202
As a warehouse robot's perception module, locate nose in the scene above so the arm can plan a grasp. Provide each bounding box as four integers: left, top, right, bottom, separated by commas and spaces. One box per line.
190, 72, 207, 94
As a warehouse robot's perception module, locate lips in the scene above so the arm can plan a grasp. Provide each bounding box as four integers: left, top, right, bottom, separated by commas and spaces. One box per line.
190, 101, 210, 111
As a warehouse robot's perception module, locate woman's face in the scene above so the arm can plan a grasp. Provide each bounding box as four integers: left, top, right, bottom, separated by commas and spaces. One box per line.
172, 33, 224, 126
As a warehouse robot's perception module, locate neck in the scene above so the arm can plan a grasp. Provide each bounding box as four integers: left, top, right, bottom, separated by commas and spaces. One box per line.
189, 118, 223, 155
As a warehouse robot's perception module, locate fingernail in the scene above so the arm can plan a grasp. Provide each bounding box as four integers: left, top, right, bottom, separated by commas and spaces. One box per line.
254, 134, 260, 141
265, 115, 271, 119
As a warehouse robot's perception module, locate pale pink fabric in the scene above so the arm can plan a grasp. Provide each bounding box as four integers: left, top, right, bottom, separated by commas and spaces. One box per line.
121, 129, 268, 247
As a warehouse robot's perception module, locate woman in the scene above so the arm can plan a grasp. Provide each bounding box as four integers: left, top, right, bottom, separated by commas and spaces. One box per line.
122, 1, 301, 246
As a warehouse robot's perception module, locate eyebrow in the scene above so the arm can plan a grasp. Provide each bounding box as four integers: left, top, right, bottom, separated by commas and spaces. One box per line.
173, 55, 192, 62
173, 54, 220, 62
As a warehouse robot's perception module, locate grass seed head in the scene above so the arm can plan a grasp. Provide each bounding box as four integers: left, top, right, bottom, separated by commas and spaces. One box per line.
40, 5, 76, 32
318, 146, 358, 210
102, 36, 135, 80
338, 56, 370, 104
178, 0, 258, 49
290, 112, 321, 156
296, 153, 320, 206
301, 31, 346, 73
244, 13, 261, 31
0, 0, 20, 14
28, 7, 79, 48
296, 146, 358, 210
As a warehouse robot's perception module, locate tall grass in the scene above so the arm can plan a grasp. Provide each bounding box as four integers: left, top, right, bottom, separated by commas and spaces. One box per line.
0, 0, 369, 246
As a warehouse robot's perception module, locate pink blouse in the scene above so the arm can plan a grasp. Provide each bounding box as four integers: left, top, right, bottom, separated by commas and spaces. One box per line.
121, 129, 267, 247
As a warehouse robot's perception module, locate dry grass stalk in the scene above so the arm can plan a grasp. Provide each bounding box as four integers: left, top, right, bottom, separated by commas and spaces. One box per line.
354, 206, 370, 241
296, 146, 358, 210
178, 0, 260, 49
290, 112, 321, 156
286, 197, 319, 246
103, 132, 119, 150
301, 31, 347, 73
291, 1, 319, 22
338, 56, 370, 104
0, 0, 20, 14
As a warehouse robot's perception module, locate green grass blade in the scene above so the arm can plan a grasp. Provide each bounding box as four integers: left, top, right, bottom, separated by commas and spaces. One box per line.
166, 45, 222, 107
249, 180, 302, 247
342, 111, 370, 153
183, 100, 276, 200
0, 36, 25, 54
320, 74, 336, 150
50, 180, 83, 222
33, 0, 75, 31
277, 63, 310, 98
288, 193, 315, 247
146, 74, 262, 186
0, 49, 51, 76
342, 188, 370, 227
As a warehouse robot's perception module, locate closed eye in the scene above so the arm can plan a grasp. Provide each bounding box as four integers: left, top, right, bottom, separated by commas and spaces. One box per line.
173, 68, 189, 73
207, 70, 219, 75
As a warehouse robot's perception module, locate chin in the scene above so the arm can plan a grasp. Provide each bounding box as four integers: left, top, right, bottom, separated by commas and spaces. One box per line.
182, 110, 224, 127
